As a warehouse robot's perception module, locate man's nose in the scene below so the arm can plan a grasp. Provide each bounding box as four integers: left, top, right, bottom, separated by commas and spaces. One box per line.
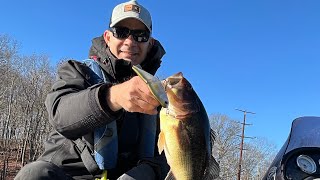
124, 35, 137, 46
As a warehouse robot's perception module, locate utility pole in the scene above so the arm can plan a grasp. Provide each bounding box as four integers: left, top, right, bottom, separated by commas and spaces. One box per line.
236, 108, 255, 180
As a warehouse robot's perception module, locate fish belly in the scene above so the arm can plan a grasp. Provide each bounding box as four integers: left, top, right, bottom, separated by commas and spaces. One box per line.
160, 113, 207, 180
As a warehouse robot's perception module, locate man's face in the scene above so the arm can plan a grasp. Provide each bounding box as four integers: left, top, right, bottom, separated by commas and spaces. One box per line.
104, 18, 152, 65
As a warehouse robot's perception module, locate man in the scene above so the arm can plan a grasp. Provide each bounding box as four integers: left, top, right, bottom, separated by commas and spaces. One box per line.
15, 0, 169, 179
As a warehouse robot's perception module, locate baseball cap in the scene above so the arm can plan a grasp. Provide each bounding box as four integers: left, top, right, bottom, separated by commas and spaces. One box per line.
109, 0, 152, 33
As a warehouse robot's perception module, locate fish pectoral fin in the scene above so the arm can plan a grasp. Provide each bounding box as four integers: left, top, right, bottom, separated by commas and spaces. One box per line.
164, 170, 176, 180
203, 155, 220, 180
157, 131, 165, 154
157, 131, 171, 158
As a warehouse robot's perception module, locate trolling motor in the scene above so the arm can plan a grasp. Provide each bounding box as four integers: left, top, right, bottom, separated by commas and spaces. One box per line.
263, 116, 320, 180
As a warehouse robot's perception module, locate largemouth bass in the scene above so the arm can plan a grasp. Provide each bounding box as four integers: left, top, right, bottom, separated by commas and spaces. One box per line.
158, 72, 219, 180
132, 66, 219, 180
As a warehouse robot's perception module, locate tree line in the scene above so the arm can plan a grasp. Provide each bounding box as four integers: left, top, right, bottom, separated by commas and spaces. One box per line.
0, 34, 55, 179
0, 34, 277, 179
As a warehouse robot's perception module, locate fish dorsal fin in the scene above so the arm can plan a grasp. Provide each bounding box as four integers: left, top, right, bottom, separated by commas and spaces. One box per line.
210, 128, 216, 142
205, 129, 220, 179
164, 170, 176, 180
210, 128, 216, 150
203, 154, 220, 180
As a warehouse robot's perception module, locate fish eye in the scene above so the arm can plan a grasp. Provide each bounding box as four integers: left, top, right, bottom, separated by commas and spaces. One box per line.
168, 77, 181, 85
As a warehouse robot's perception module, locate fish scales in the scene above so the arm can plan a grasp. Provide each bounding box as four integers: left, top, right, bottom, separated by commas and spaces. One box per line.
159, 111, 207, 180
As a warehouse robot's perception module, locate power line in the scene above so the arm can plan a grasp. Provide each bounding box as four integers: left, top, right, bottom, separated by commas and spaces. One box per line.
235, 108, 255, 180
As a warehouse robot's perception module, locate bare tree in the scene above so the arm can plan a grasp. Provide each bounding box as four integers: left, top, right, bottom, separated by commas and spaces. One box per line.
241, 138, 277, 180
16, 54, 54, 164
0, 34, 21, 179
0, 35, 55, 179
210, 114, 241, 179
210, 114, 277, 180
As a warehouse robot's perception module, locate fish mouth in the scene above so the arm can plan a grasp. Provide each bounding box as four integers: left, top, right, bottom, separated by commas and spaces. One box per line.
162, 72, 200, 118
163, 72, 184, 90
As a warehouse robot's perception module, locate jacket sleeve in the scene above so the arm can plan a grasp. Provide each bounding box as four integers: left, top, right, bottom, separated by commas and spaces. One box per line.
45, 60, 123, 139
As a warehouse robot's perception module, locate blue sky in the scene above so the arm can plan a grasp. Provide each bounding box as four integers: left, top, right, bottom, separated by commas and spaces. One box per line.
1, 0, 320, 149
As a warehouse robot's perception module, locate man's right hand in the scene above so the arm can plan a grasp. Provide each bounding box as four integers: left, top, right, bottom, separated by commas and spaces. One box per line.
106, 76, 160, 115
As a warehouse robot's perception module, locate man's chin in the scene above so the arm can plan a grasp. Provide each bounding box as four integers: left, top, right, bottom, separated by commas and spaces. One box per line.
122, 58, 132, 62
122, 58, 141, 65
122, 58, 133, 63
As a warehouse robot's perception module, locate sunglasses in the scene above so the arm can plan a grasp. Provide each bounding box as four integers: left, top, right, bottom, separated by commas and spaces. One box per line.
110, 27, 150, 43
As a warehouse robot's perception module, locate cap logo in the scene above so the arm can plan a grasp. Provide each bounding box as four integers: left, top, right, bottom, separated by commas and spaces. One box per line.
124, 4, 140, 13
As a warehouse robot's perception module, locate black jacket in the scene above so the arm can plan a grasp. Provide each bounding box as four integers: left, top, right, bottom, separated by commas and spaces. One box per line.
38, 35, 168, 180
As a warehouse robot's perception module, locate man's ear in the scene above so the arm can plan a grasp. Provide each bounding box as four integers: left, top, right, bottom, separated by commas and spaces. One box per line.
148, 37, 155, 51
104, 30, 111, 46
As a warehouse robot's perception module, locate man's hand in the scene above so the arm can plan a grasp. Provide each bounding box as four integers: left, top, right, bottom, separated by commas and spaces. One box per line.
106, 76, 160, 115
